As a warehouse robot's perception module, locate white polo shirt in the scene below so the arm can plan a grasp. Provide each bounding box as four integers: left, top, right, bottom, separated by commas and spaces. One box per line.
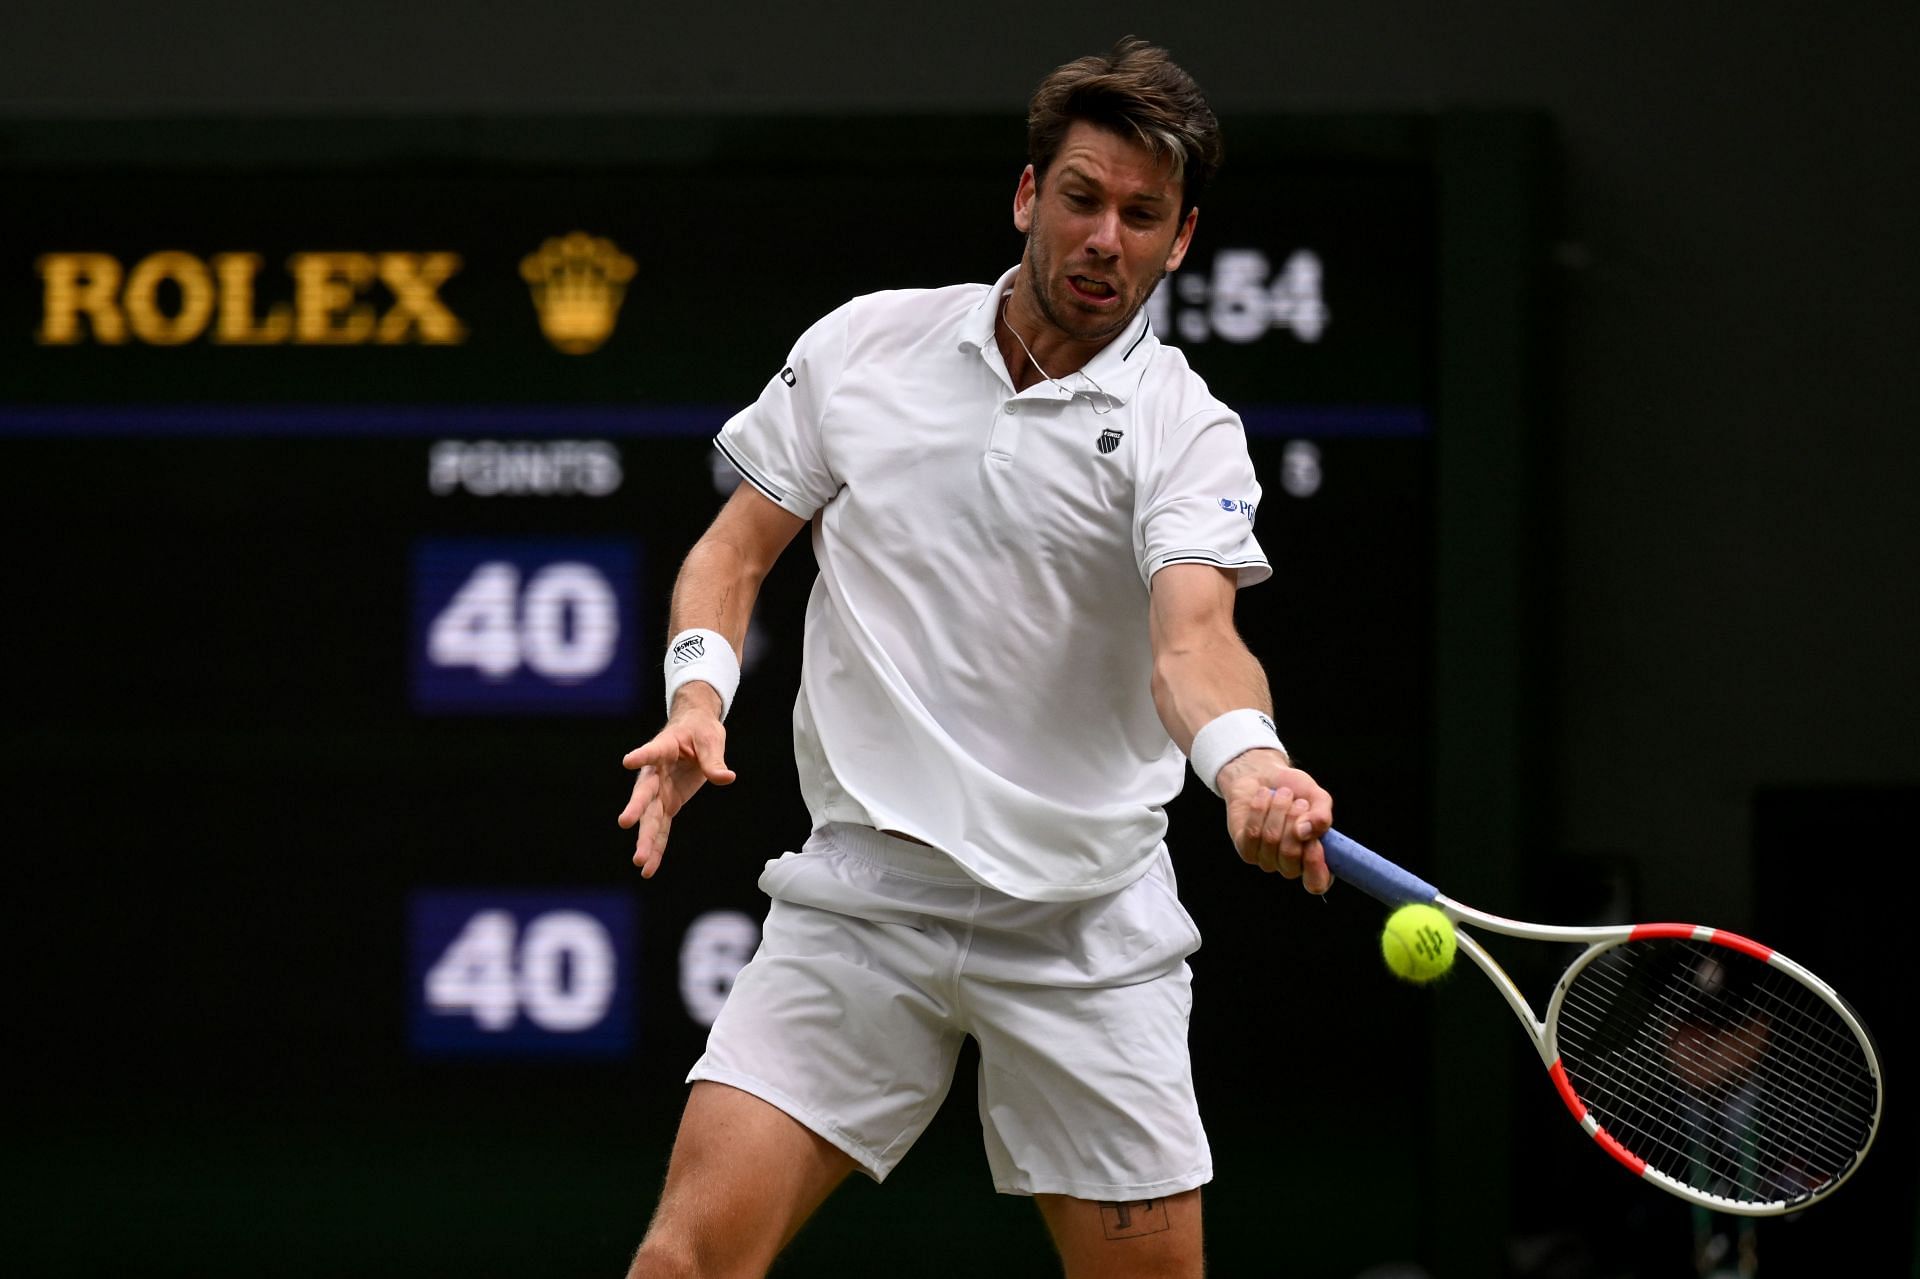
716, 265, 1269, 902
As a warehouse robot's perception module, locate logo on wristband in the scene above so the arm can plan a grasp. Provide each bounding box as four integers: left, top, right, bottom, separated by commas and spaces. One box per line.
671, 635, 706, 664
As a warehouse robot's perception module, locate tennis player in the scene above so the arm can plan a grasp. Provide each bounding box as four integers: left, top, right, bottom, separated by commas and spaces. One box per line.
618, 38, 1334, 1278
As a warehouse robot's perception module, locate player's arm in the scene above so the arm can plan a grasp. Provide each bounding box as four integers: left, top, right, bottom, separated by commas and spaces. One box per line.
1147, 562, 1333, 891
618, 482, 807, 876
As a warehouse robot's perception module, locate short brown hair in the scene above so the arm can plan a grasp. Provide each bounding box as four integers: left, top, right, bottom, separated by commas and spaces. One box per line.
1026, 37, 1223, 215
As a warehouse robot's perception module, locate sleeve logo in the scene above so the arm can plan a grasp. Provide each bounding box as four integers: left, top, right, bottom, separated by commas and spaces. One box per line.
1218, 498, 1257, 524
780, 366, 797, 387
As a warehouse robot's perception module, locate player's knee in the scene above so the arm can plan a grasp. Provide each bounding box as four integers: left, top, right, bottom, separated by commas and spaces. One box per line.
628, 1215, 772, 1279
624, 1231, 701, 1279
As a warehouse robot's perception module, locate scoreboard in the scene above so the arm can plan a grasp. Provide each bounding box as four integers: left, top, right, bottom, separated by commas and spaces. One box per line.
4, 115, 1543, 1275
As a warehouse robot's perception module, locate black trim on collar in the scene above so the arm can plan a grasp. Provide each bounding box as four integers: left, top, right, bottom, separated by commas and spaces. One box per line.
1122, 316, 1150, 362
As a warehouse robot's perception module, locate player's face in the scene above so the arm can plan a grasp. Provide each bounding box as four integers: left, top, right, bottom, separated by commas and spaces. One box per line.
1012, 120, 1198, 347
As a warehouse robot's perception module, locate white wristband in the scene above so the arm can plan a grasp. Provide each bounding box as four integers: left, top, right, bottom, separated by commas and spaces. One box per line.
1188, 709, 1287, 797
663, 629, 740, 720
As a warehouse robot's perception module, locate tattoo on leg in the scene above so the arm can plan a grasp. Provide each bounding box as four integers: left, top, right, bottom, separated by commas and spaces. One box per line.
1100, 1199, 1171, 1239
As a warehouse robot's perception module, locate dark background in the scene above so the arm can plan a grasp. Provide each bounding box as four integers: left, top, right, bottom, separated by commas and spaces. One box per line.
4, 4, 1917, 1278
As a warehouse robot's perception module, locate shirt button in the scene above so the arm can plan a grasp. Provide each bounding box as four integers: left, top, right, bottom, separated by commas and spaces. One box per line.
1005, 404, 1019, 415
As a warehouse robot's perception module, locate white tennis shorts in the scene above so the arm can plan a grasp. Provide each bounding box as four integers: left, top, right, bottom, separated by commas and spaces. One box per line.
687, 823, 1212, 1200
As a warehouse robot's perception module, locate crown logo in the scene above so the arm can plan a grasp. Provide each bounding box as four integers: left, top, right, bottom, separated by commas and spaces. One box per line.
519, 232, 637, 355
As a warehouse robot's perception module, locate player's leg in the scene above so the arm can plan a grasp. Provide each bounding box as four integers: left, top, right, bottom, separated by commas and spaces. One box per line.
633, 826, 974, 1275
967, 849, 1211, 1277
627, 1080, 856, 1278
1034, 1189, 1204, 1279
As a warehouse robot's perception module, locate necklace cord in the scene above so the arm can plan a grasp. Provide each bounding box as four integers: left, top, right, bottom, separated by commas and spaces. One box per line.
999, 295, 1116, 416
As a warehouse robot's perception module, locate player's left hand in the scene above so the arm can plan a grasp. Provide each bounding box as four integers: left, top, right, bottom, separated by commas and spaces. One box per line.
1218, 749, 1333, 893
617, 694, 735, 878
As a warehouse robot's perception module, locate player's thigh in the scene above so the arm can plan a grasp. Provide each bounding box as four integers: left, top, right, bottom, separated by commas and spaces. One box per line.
631, 1081, 857, 1278
1034, 1188, 1204, 1279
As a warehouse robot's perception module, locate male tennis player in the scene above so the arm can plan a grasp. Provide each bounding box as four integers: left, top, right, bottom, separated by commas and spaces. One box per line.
617, 38, 1334, 1278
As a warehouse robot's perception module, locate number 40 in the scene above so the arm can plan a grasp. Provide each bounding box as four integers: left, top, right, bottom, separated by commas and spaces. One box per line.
425, 909, 616, 1032
427, 560, 618, 682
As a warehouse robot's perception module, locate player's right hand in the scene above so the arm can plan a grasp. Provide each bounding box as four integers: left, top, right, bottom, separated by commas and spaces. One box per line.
617, 690, 735, 877
1219, 752, 1333, 894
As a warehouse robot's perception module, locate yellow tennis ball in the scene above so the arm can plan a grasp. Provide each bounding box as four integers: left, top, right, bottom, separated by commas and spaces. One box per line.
1382, 903, 1456, 984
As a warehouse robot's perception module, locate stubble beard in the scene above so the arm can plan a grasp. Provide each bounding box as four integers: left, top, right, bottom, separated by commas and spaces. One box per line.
1023, 231, 1152, 347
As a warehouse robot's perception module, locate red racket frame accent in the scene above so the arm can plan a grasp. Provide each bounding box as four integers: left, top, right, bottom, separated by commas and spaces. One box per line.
1547, 1058, 1584, 1120
1548, 1058, 1649, 1177
1628, 921, 1774, 963
1591, 1125, 1648, 1175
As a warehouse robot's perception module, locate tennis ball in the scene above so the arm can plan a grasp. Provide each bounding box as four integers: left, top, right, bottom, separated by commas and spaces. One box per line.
1381, 903, 1456, 984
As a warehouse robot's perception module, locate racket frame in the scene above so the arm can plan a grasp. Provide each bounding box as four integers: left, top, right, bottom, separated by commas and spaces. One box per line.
1326, 832, 1883, 1217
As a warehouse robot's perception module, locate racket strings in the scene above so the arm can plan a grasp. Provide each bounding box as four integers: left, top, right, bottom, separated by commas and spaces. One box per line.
1551, 939, 1877, 1206
1559, 1013, 1837, 1203
1563, 1021, 1832, 1187
1559, 959, 1871, 1183
1561, 979, 1861, 1178
1557, 945, 1873, 1198
1611, 976, 1874, 1145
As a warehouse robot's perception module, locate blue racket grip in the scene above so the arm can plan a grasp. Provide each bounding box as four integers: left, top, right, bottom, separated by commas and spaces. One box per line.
1321, 830, 1440, 907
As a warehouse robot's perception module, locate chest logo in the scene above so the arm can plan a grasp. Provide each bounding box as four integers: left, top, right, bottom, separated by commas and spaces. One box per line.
1096, 427, 1124, 455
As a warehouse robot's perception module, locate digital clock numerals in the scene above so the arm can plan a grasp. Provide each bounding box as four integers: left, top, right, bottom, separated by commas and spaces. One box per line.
411, 891, 634, 1056
412, 538, 636, 713
1147, 248, 1327, 344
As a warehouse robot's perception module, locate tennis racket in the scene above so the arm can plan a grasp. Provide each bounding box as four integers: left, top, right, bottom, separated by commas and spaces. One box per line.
1323, 830, 1883, 1216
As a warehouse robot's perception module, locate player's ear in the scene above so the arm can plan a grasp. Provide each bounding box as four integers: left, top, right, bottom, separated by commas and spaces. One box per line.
1164, 206, 1199, 272
1013, 165, 1037, 234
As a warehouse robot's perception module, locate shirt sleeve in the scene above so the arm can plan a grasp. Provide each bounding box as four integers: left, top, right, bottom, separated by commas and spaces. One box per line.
713, 302, 849, 519
1136, 407, 1273, 587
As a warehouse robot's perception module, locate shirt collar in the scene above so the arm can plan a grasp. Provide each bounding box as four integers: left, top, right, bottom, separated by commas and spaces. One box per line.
957, 265, 1159, 406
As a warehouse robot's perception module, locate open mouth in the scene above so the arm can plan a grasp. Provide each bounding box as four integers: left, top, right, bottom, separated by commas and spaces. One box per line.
1067, 275, 1118, 303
